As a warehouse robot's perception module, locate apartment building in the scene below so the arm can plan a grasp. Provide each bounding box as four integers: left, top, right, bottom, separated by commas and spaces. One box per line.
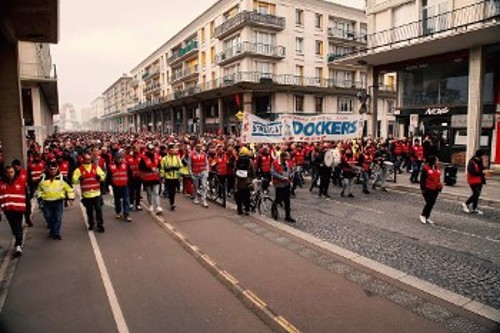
334, 0, 500, 166
103, 0, 395, 136
18, 42, 59, 146
101, 75, 133, 132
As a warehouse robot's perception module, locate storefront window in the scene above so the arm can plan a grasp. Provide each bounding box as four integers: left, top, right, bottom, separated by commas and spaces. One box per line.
399, 59, 468, 107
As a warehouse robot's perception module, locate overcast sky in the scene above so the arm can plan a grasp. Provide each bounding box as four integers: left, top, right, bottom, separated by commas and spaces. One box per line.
52, 0, 365, 114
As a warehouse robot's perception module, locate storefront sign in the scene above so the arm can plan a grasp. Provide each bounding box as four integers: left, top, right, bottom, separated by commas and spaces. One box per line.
241, 113, 364, 143
425, 107, 450, 115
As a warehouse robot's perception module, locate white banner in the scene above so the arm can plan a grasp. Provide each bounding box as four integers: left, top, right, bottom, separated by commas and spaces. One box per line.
241, 113, 364, 144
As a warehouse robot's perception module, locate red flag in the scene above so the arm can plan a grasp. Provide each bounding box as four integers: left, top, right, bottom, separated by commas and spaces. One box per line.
234, 94, 241, 107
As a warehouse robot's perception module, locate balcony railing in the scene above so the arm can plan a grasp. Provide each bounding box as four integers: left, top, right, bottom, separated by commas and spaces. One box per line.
215, 42, 286, 64
328, 27, 367, 44
143, 82, 161, 94
335, 0, 500, 61
167, 71, 368, 101
214, 11, 285, 39
128, 97, 165, 112
167, 40, 199, 65
171, 65, 199, 83
20, 63, 57, 80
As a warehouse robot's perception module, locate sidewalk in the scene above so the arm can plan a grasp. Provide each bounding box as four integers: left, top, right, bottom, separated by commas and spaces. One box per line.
387, 170, 500, 208
152, 196, 497, 333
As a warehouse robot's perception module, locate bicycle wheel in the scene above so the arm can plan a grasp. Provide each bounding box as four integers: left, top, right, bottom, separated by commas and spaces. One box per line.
258, 196, 274, 215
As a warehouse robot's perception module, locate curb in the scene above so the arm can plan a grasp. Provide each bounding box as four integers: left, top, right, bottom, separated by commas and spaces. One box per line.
224, 202, 500, 325
387, 184, 500, 209
142, 203, 301, 333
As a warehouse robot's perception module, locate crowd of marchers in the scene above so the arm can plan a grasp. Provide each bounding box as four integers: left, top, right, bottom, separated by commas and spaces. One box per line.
0, 132, 489, 258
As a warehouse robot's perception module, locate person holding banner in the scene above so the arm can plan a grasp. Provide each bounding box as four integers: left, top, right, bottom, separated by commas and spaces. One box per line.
271, 152, 296, 223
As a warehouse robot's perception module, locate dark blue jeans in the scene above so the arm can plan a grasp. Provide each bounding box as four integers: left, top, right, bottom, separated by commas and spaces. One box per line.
42, 200, 64, 236
411, 161, 422, 182
113, 186, 130, 216
5, 211, 24, 246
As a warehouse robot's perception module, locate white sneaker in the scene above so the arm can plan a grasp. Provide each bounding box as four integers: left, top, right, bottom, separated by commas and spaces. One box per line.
155, 207, 163, 214
202, 201, 208, 208
462, 203, 471, 214
419, 215, 427, 224
426, 219, 435, 225
14, 246, 22, 257
193, 199, 200, 205
472, 209, 483, 215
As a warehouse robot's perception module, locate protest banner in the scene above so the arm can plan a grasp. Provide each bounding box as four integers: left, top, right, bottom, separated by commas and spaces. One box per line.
241, 112, 364, 143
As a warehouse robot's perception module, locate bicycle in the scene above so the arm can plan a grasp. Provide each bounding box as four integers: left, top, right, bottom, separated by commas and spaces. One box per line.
249, 178, 274, 215
207, 172, 226, 207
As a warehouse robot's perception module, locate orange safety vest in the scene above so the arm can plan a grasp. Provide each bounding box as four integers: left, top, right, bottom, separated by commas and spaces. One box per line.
259, 155, 272, 173
0, 177, 27, 213
271, 160, 292, 185
293, 150, 305, 166
423, 165, 443, 191
216, 155, 228, 176
79, 164, 101, 193
29, 162, 45, 183
109, 163, 129, 187
191, 152, 207, 175
142, 155, 161, 182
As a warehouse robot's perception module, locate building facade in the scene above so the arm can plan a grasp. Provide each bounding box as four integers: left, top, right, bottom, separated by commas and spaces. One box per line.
101, 75, 133, 132
101, 0, 396, 137
18, 42, 59, 146
335, 0, 500, 166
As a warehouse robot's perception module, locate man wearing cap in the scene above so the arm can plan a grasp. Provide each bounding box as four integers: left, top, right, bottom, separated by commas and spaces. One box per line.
36, 162, 75, 240
161, 144, 182, 211
108, 153, 132, 221
73, 153, 106, 233
189, 142, 209, 208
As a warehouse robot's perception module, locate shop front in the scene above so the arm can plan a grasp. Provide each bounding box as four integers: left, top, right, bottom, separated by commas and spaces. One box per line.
396, 105, 496, 164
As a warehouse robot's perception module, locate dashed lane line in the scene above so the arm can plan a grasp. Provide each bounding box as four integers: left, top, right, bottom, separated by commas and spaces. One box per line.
77, 191, 130, 333
142, 202, 301, 333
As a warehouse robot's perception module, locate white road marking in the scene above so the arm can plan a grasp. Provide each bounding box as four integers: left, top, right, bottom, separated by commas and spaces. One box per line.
77, 192, 130, 333
435, 225, 500, 243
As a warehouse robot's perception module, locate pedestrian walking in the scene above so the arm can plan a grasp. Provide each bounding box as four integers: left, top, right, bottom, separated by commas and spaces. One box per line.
73, 153, 106, 233
126, 145, 143, 211
160, 144, 182, 211
271, 152, 296, 223
234, 147, 254, 215
108, 153, 132, 221
340, 149, 356, 198
36, 162, 75, 239
0, 165, 28, 256
419, 156, 442, 224
372, 144, 390, 192
357, 146, 372, 194
316, 144, 332, 199
140, 144, 163, 214
189, 142, 209, 208
12, 159, 33, 226
463, 149, 487, 215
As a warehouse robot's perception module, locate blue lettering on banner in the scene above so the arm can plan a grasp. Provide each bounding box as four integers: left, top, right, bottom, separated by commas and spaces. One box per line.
292, 120, 357, 137
252, 121, 282, 137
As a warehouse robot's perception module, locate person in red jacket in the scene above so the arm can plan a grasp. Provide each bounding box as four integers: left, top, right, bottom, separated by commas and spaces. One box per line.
0, 165, 27, 257
126, 145, 143, 211
108, 153, 132, 221
140, 144, 162, 214
463, 150, 487, 215
256, 146, 272, 192
410, 139, 425, 183
419, 155, 442, 224
12, 159, 33, 227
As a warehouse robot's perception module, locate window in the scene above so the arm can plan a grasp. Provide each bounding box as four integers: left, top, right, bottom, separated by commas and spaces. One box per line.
224, 35, 240, 51
256, 61, 273, 76
210, 46, 216, 63
387, 100, 395, 115
315, 97, 323, 113
315, 67, 323, 86
254, 1, 276, 15
295, 95, 304, 112
360, 72, 367, 88
223, 5, 239, 20
295, 38, 304, 54
200, 27, 206, 43
338, 97, 354, 113
334, 70, 354, 87
210, 21, 215, 38
223, 64, 240, 77
201, 51, 206, 67
296, 9, 304, 26
315, 13, 323, 29
254, 31, 276, 46
315, 40, 323, 56
296, 65, 304, 77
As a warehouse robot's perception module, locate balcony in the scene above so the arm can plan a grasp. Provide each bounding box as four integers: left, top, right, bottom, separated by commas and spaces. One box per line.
167, 40, 199, 65
214, 11, 285, 39
142, 67, 160, 80
170, 65, 199, 84
328, 27, 367, 47
143, 82, 161, 94
20, 62, 57, 80
128, 97, 165, 113
332, 0, 500, 66
215, 42, 286, 65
